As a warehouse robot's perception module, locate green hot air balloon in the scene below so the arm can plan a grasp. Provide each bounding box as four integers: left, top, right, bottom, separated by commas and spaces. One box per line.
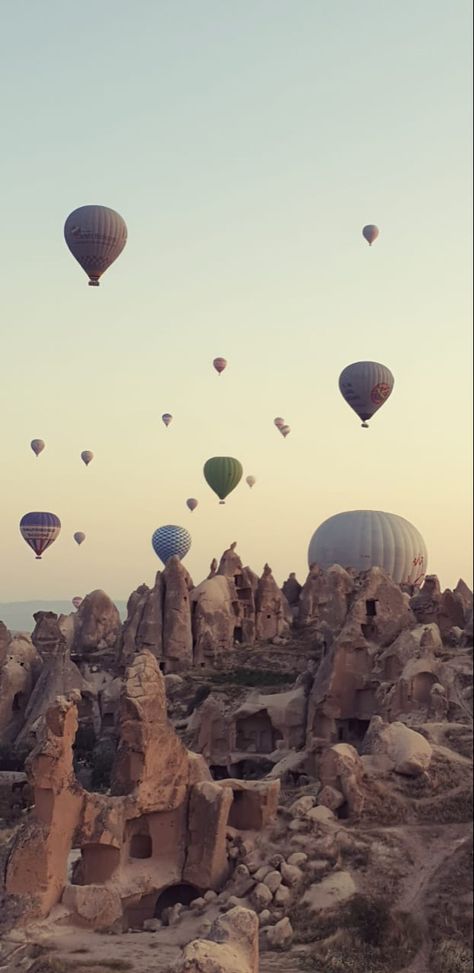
203, 456, 243, 504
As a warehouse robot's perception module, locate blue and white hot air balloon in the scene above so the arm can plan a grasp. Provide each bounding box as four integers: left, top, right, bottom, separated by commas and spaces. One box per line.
151, 525, 191, 565
308, 510, 427, 586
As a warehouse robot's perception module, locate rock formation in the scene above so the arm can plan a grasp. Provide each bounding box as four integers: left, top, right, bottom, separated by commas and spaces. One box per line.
4, 651, 279, 929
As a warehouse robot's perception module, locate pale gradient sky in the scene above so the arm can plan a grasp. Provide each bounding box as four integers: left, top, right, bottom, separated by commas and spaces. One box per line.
0, 0, 472, 604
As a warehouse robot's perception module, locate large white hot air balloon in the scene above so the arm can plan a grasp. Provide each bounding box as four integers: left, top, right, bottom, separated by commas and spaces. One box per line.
339, 361, 394, 428
308, 510, 427, 586
64, 205, 127, 286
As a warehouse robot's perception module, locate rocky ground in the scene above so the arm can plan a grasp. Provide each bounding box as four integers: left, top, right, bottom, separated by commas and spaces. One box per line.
0, 558, 472, 973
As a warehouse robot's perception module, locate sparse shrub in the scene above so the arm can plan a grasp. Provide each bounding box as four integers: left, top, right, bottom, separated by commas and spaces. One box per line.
345, 894, 391, 946
431, 939, 473, 973
90, 738, 117, 792
211, 668, 298, 687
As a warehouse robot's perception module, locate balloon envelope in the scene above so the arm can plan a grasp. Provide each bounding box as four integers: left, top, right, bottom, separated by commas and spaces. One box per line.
162, 413, 173, 427
81, 450, 94, 466
246, 475, 256, 488
308, 510, 427, 585
64, 205, 127, 286
186, 498, 198, 512
30, 439, 45, 457
339, 361, 394, 427
213, 357, 227, 375
74, 531, 86, 545
274, 418, 285, 429
362, 224, 379, 246
280, 425, 291, 437
19, 512, 61, 560
151, 525, 191, 565
203, 456, 243, 503
72, 596, 83, 610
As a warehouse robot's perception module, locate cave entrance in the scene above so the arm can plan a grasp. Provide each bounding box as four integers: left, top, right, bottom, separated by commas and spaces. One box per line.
154, 884, 201, 919
12, 692, 26, 713
233, 626, 243, 644
235, 711, 279, 754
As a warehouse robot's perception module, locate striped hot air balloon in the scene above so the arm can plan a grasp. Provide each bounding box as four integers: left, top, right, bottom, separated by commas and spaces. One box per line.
203, 456, 243, 504
19, 512, 61, 560
151, 525, 192, 565
64, 205, 127, 286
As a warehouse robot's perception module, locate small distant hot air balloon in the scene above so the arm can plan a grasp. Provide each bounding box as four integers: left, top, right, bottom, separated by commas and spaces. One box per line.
19, 512, 61, 560
81, 450, 94, 466
246, 475, 256, 488
280, 425, 291, 438
204, 456, 243, 504
64, 205, 127, 286
362, 224, 379, 246
30, 439, 45, 457
274, 418, 285, 430
74, 531, 86, 546
186, 498, 198, 512
339, 361, 394, 428
213, 357, 227, 375
151, 525, 192, 565
72, 596, 83, 610
162, 413, 173, 428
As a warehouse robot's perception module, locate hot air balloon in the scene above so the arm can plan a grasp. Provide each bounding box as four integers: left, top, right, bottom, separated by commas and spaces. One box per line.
274, 418, 285, 430
186, 498, 198, 512
72, 596, 83, 610
30, 439, 45, 457
19, 512, 61, 560
151, 525, 191, 565
339, 361, 394, 428
74, 531, 86, 546
362, 224, 379, 246
64, 205, 127, 286
308, 510, 427, 586
213, 357, 227, 375
203, 456, 243, 504
81, 450, 94, 466
246, 475, 256, 488
162, 413, 173, 428
280, 425, 291, 438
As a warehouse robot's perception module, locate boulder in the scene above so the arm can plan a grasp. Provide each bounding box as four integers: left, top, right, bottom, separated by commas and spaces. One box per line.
363, 716, 432, 776
175, 906, 259, 973
301, 872, 356, 913
319, 744, 366, 816
62, 883, 122, 929
264, 917, 294, 948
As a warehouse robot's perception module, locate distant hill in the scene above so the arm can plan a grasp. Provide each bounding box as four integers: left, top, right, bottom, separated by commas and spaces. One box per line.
0, 600, 128, 633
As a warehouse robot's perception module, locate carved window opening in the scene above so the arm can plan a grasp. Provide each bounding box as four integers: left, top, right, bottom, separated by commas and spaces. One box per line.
129, 833, 152, 859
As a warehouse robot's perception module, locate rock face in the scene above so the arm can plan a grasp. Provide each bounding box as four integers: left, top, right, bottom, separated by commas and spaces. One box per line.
191, 576, 236, 667
4, 651, 279, 928
175, 906, 259, 973
255, 564, 291, 641
162, 557, 194, 672
120, 575, 164, 666
0, 634, 42, 741
72, 590, 122, 659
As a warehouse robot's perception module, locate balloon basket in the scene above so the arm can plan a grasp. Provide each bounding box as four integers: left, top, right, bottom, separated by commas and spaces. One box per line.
88, 280, 100, 287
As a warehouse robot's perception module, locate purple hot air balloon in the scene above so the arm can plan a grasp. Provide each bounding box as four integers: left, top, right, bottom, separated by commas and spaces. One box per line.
81, 450, 94, 466
213, 357, 227, 375
19, 512, 61, 560
162, 413, 173, 428
74, 531, 86, 546
30, 439, 45, 457
186, 498, 198, 512
362, 224, 379, 246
